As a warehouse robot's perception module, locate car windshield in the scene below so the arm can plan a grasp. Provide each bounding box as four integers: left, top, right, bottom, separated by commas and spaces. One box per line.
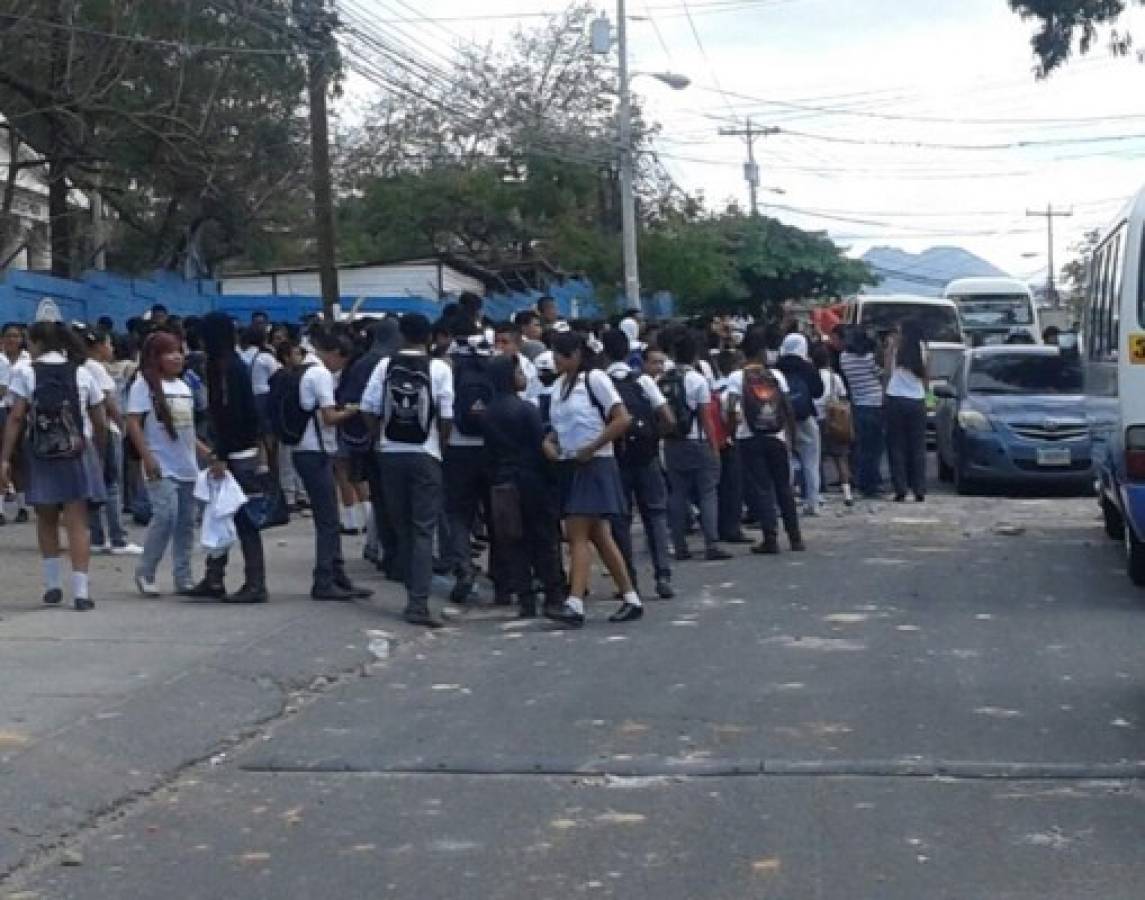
862, 303, 963, 343
967, 353, 1083, 394
950, 293, 1034, 327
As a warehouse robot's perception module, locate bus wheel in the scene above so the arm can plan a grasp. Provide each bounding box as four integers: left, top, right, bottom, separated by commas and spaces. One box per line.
1102, 495, 1125, 542
1125, 521, 1145, 587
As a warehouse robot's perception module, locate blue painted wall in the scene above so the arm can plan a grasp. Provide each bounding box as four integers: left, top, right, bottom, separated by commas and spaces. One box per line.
0, 269, 670, 326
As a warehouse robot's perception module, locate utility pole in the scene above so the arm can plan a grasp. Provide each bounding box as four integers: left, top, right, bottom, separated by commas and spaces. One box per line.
616, 0, 641, 313
295, 0, 340, 321
1026, 204, 1073, 308
719, 118, 779, 216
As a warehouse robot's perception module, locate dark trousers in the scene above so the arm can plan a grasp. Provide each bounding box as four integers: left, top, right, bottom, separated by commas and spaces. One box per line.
205, 456, 267, 591
664, 439, 720, 553
611, 459, 673, 585
444, 445, 492, 582
363, 451, 399, 577
739, 435, 799, 539
718, 445, 745, 541
380, 453, 442, 614
853, 405, 886, 497
291, 451, 344, 589
499, 476, 564, 605
885, 396, 928, 499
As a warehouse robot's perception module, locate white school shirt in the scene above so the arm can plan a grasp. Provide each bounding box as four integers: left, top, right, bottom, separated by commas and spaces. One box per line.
126, 375, 199, 482
673, 368, 712, 441
548, 369, 622, 460
0, 350, 30, 409
605, 362, 668, 411
297, 364, 338, 454
250, 350, 281, 396
725, 367, 790, 443
361, 351, 454, 462
518, 353, 541, 404
239, 346, 259, 368
8, 352, 103, 438
814, 368, 847, 419
83, 359, 121, 436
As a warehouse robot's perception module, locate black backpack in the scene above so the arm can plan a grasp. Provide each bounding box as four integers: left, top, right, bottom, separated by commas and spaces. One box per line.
383, 355, 435, 445
336, 349, 383, 454
741, 366, 789, 436
787, 376, 814, 422
658, 367, 696, 440
611, 372, 659, 467
452, 353, 494, 437
28, 362, 85, 461
266, 365, 315, 448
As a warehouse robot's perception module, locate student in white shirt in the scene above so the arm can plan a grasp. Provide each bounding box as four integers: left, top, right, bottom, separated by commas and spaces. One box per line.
725, 326, 804, 554
126, 330, 210, 597
884, 320, 929, 503
0, 321, 109, 611
292, 329, 372, 602
362, 313, 454, 628
543, 331, 644, 628
0, 322, 31, 523
659, 332, 732, 563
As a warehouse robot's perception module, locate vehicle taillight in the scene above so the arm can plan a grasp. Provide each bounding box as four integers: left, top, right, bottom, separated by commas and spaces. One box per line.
1126, 427, 1145, 480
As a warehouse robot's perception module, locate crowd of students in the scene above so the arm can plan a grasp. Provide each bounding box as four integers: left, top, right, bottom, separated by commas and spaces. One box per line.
0, 294, 932, 622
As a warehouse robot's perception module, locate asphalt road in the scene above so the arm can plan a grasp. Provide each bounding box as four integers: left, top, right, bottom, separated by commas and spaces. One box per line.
4, 485, 1145, 899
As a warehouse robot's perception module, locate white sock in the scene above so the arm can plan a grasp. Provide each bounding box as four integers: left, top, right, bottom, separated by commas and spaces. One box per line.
360, 501, 372, 530
72, 571, 89, 600
623, 590, 643, 608
842, 483, 853, 501
42, 557, 62, 591
340, 506, 356, 531
565, 596, 585, 616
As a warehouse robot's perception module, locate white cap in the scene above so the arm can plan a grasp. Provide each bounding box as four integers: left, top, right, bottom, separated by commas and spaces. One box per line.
534, 350, 556, 374
35, 298, 61, 323
780, 333, 809, 360
619, 317, 644, 351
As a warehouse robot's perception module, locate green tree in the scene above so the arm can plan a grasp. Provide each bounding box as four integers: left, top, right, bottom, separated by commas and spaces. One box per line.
1009, 0, 1137, 75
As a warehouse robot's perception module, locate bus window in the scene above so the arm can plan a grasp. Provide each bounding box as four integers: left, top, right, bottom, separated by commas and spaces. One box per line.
1110, 232, 1123, 360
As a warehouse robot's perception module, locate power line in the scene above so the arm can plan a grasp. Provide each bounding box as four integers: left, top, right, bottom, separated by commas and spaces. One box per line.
677, 0, 736, 118
775, 126, 1145, 152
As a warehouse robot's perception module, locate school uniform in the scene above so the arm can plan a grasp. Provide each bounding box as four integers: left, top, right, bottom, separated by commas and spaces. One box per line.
8, 353, 107, 506
661, 367, 721, 555
548, 370, 627, 518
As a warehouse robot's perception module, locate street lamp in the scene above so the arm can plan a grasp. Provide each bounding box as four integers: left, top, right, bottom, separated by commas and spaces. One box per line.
594, 10, 689, 313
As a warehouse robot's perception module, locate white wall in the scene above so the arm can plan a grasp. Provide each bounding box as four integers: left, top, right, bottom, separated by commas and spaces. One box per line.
220, 263, 485, 298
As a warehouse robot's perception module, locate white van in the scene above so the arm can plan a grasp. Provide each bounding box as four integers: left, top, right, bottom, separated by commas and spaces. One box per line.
944, 277, 1041, 346
1085, 185, 1145, 586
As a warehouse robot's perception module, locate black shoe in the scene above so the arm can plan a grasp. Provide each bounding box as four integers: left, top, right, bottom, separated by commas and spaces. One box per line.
311, 584, 355, 602
705, 547, 733, 561
0, 513, 6, 526
655, 579, 675, 600
15, 508, 28, 524
518, 597, 538, 618
74, 597, 95, 612
751, 535, 780, 555
449, 577, 476, 605
42, 588, 62, 606
181, 580, 226, 600
403, 609, 444, 629
675, 548, 693, 561
544, 602, 586, 629
789, 534, 807, 552
222, 585, 268, 604
914, 494, 926, 503
334, 576, 374, 600
339, 526, 362, 537
893, 494, 907, 503
723, 534, 752, 545
609, 601, 644, 623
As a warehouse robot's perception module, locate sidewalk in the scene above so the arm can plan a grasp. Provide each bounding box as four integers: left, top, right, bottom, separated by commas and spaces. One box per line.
0, 517, 393, 877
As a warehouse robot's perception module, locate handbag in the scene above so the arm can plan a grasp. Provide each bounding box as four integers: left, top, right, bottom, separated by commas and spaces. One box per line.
823, 373, 854, 446
240, 470, 291, 530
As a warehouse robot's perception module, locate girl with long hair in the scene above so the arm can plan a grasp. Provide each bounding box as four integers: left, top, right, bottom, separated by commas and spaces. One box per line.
126, 331, 209, 596
0, 321, 108, 611
885, 319, 929, 502
543, 331, 643, 627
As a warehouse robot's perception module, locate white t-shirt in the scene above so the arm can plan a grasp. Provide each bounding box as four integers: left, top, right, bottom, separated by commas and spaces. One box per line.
886, 346, 928, 401
549, 369, 622, 460
726, 366, 790, 442
815, 368, 847, 419
297, 364, 337, 454
668, 368, 712, 441
126, 375, 199, 481
250, 350, 281, 396
239, 346, 259, 368
519, 354, 541, 404
605, 362, 667, 411
0, 350, 31, 409
361, 351, 454, 461
83, 359, 121, 436
8, 352, 103, 438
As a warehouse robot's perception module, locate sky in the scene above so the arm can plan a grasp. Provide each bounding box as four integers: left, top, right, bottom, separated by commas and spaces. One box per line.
335, 0, 1145, 285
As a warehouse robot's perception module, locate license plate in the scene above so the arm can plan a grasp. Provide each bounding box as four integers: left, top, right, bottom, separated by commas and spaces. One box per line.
1037, 447, 1072, 467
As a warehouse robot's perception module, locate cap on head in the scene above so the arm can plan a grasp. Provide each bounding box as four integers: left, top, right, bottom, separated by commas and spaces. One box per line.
780, 333, 809, 360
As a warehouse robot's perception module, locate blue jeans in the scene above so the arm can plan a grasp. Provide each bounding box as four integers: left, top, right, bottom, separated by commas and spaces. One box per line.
137, 477, 196, 589
853, 405, 886, 497
292, 451, 344, 590
89, 430, 128, 547
612, 459, 673, 583
664, 439, 721, 553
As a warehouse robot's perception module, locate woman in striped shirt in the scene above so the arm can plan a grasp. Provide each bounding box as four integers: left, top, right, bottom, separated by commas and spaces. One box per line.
839, 329, 885, 499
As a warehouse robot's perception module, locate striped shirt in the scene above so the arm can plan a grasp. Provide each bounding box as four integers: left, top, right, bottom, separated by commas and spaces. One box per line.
840, 352, 884, 408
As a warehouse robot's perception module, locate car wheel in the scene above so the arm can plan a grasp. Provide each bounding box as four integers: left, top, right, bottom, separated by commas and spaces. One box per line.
938, 455, 954, 483
1102, 494, 1125, 542
1126, 520, 1145, 588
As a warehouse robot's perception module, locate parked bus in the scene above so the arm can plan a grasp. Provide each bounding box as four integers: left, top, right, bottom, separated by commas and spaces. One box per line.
944, 277, 1041, 346
1086, 186, 1145, 586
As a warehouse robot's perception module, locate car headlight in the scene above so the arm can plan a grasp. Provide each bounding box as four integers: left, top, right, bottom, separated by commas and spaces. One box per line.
958, 409, 993, 432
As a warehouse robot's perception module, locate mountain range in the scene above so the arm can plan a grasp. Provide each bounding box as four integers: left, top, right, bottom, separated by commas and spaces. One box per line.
860, 246, 1009, 297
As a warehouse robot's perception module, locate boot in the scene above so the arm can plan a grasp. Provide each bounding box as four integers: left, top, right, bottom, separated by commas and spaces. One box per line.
751, 532, 780, 555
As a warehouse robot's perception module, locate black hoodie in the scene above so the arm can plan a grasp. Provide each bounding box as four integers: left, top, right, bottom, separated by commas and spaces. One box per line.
481, 356, 547, 486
